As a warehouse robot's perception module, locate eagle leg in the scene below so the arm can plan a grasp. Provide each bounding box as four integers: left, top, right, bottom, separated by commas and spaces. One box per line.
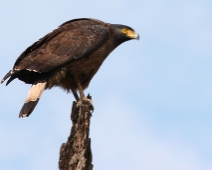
77, 81, 85, 100
76, 81, 93, 111
72, 90, 79, 101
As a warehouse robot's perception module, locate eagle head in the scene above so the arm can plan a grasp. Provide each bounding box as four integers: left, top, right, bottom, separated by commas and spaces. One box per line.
111, 24, 139, 42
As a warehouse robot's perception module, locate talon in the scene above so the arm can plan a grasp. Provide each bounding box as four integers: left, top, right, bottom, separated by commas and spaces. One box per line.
87, 93, 92, 100
76, 97, 94, 112
76, 98, 92, 106
83, 97, 92, 104
76, 100, 82, 107
89, 104, 94, 113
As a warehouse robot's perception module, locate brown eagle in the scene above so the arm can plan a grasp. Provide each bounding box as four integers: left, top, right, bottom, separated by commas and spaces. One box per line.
1, 18, 139, 117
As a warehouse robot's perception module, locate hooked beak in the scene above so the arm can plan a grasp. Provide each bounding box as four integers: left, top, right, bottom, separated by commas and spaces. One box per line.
133, 32, 139, 40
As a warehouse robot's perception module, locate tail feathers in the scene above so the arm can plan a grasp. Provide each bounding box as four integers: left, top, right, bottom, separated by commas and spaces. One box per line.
19, 82, 47, 118
19, 100, 40, 118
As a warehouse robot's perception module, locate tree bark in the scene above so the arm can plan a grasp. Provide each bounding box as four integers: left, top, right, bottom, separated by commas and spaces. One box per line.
59, 96, 93, 170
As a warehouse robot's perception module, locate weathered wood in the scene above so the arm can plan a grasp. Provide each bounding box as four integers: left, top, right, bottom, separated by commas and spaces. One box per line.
59, 97, 93, 170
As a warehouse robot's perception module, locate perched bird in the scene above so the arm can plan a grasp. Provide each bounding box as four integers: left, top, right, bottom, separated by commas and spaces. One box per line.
1, 18, 139, 117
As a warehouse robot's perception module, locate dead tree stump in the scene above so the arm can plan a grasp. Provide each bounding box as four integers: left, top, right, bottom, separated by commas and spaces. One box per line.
59, 96, 93, 170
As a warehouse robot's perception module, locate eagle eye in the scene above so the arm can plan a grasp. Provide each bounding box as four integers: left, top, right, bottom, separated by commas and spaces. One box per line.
122, 28, 129, 34
121, 28, 137, 39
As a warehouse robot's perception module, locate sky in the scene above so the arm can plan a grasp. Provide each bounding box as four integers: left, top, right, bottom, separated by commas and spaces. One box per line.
0, 0, 212, 169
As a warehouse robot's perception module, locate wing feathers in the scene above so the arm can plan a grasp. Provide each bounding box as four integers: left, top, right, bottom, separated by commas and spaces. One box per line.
1, 70, 12, 84
19, 82, 47, 117
1, 70, 20, 86
13, 20, 109, 73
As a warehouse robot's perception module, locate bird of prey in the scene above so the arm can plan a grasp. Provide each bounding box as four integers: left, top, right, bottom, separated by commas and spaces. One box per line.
1, 18, 139, 118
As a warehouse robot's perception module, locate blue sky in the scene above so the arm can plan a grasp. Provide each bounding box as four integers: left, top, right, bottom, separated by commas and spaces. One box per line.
0, 0, 212, 169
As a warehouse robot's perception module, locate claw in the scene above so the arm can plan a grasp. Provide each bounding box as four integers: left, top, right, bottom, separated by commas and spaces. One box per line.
76, 97, 94, 113
89, 104, 94, 113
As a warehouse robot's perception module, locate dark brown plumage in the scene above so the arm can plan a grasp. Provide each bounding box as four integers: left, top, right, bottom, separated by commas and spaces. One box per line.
1, 18, 139, 117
